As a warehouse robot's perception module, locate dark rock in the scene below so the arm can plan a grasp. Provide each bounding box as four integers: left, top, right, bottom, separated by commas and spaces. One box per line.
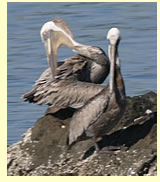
7, 91, 157, 176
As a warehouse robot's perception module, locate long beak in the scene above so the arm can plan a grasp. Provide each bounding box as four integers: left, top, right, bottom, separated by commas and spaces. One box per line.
109, 44, 116, 93
43, 30, 58, 79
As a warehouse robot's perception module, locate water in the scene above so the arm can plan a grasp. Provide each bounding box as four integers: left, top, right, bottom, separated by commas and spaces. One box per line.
7, 2, 157, 145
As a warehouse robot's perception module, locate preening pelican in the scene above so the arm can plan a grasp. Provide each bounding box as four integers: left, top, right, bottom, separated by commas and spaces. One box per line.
67, 28, 126, 152
23, 18, 110, 110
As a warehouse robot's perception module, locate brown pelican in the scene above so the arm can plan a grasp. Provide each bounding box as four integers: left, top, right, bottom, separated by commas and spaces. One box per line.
67, 28, 126, 152
23, 18, 110, 108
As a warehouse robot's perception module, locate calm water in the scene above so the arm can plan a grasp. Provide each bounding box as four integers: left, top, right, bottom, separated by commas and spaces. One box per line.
7, 2, 157, 145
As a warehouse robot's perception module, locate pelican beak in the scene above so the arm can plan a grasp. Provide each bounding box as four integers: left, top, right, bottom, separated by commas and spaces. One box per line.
42, 30, 58, 79
47, 31, 58, 78
109, 44, 116, 93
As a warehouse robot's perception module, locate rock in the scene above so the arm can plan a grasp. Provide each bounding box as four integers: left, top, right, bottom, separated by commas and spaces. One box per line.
7, 91, 157, 176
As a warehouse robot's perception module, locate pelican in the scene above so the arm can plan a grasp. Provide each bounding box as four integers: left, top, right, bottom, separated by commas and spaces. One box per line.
23, 18, 110, 109
67, 28, 126, 152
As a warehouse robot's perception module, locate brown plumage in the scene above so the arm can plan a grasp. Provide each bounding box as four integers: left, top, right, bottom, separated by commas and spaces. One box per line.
67, 28, 126, 152
23, 18, 109, 110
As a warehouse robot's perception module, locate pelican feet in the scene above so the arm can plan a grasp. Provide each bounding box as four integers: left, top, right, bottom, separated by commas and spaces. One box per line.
94, 142, 120, 155
99, 146, 121, 155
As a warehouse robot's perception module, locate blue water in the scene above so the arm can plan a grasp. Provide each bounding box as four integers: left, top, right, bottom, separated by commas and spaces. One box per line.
7, 2, 157, 145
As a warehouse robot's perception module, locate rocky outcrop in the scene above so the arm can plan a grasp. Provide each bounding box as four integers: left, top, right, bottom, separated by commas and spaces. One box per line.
7, 92, 157, 176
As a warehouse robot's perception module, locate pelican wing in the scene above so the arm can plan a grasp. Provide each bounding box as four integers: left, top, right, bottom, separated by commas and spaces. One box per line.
23, 75, 106, 109
55, 55, 88, 80
23, 55, 88, 96
23, 55, 98, 106
67, 88, 110, 146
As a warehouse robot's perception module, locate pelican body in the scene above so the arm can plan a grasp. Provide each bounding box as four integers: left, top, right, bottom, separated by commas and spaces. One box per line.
23, 18, 110, 108
67, 28, 126, 152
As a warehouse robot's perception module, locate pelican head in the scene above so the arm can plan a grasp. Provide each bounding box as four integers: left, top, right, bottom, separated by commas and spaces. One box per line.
40, 18, 78, 78
107, 28, 120, 46
107, 28, 121, 93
